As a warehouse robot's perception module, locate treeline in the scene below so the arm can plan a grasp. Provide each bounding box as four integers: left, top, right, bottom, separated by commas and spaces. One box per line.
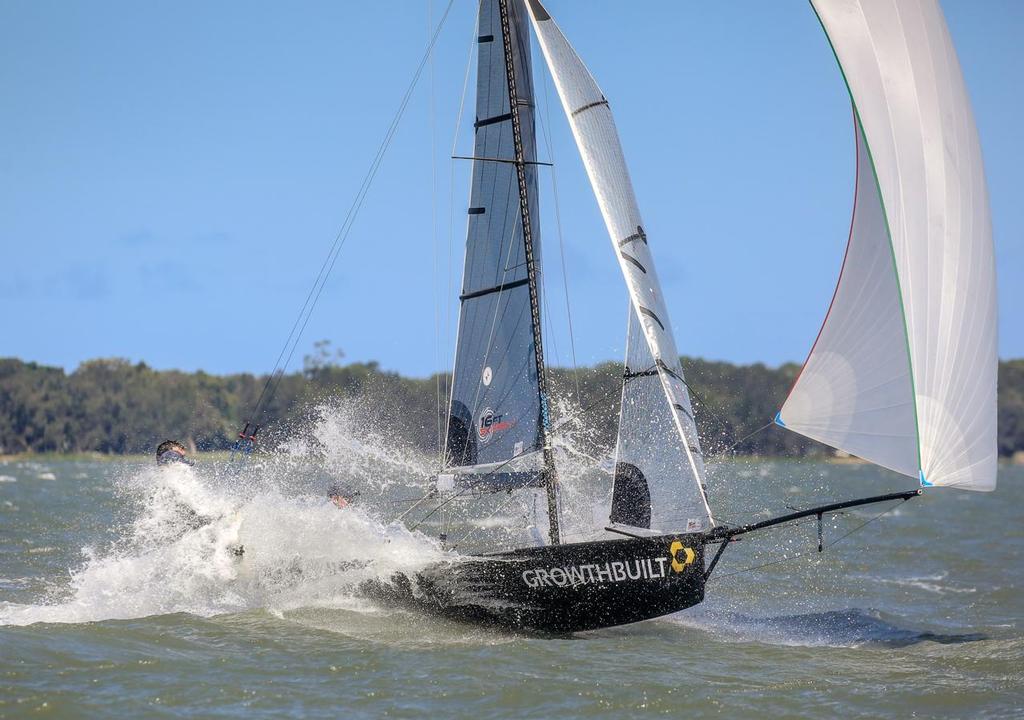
1, 355, 1022, 459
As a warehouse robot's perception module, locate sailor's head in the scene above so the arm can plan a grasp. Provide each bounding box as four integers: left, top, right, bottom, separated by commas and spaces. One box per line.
156, 440, 193, 466
328, 484, 356, 508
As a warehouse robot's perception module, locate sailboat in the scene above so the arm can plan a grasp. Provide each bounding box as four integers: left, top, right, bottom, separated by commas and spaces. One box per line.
365, 0, 999, 633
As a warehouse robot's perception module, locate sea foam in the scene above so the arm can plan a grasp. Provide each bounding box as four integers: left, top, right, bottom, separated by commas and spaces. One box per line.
0, 402, 449, 627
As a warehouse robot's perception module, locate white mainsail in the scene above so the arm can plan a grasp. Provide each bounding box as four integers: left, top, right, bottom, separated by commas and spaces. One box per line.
524, 0, 713, 528
779, 0, 998, 491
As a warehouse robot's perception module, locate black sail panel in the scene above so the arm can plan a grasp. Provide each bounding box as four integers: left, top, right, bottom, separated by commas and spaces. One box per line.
444, 0, 543, 483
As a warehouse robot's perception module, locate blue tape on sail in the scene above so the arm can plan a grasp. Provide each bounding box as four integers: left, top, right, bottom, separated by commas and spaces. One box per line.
774, 411, 786, 428
919, 470, 932, 487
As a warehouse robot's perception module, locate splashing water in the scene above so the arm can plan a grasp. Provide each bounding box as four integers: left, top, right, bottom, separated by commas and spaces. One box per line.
0, 392, 662, 627
547, 394, 616, 544
0, 402, 449, 627
278, 398, 438, 489
406, 392, 618, 552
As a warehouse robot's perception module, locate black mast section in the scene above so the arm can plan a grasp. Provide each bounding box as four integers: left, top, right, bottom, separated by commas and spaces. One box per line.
498, 0, 560, 545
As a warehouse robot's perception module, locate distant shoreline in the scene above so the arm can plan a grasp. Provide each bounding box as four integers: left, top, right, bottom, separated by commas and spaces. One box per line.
2, 356, 1022, 460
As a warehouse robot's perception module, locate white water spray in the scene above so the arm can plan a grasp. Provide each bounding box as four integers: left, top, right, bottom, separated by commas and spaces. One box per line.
0, 402, 448, 627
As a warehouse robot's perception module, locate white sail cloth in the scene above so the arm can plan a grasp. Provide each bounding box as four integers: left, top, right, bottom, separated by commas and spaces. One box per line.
616, 311, 711, 532
524, 0, 713, 527
780, 0, 998, 491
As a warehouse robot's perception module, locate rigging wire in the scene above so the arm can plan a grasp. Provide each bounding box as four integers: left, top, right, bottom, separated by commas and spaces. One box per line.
541, 260, 562, 371
428, 0, 443, 467
705, 420, 775, 460
449, 488, 521, 550
674, 371, 743, 455
546, 364, 639, 437
239, 0, 458, 436
538, 61, 581, 401
439, 2, 481, 464
403, 442, 541, 533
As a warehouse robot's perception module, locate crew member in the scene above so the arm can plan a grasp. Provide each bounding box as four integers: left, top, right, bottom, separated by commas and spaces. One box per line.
328, 484, 359, 509
156, 440, 194, 466
154, 440, 244, 557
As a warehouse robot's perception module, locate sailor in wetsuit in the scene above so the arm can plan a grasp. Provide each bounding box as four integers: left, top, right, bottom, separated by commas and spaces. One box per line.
156, 439, 193, 467
155, 440, 244, 557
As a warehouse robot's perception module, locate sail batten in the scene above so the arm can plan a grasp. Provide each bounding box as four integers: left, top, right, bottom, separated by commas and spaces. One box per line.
780, 0, 997, 491
524, 0, 713, 529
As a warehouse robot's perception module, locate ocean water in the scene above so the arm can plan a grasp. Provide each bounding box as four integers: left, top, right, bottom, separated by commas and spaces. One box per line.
1, 415, 1021, 718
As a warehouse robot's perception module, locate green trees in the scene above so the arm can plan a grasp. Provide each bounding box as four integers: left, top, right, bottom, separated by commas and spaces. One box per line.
0, 355, 1021, 459
999, 359, 1024, 459
0, 359, 71, 453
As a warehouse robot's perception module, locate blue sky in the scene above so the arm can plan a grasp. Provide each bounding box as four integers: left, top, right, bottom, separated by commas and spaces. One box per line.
1, 1, 1020, 377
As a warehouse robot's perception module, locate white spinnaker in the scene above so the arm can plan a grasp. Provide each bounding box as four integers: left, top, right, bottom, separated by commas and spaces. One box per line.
779, 116, 919, 478
781, 0, 998, 490
524, 0, 712, 524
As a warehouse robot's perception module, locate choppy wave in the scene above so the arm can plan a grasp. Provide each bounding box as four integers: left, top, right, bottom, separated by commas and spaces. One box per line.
860, 571, 978, 596
671, 607, 987, 648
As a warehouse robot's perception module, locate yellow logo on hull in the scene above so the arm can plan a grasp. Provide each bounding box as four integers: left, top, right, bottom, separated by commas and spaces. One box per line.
669, 541, 696, 572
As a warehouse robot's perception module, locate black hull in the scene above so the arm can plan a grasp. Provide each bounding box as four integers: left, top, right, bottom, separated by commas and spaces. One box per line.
364, 533, 705, 634
362, 490, 922, 634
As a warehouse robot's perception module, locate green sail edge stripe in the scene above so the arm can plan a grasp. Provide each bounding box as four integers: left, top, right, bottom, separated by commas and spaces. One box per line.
807, 1, 924, 477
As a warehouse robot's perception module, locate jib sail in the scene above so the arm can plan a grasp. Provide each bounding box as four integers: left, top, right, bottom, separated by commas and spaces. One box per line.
525, 0, 713, 529
614, 311, 711, 533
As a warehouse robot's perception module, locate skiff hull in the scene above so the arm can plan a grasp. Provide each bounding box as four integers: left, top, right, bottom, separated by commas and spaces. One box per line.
364, 533, 706, 634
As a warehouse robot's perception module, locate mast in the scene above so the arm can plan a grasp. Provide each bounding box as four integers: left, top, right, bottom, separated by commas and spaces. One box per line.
498, 0, 560, 545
